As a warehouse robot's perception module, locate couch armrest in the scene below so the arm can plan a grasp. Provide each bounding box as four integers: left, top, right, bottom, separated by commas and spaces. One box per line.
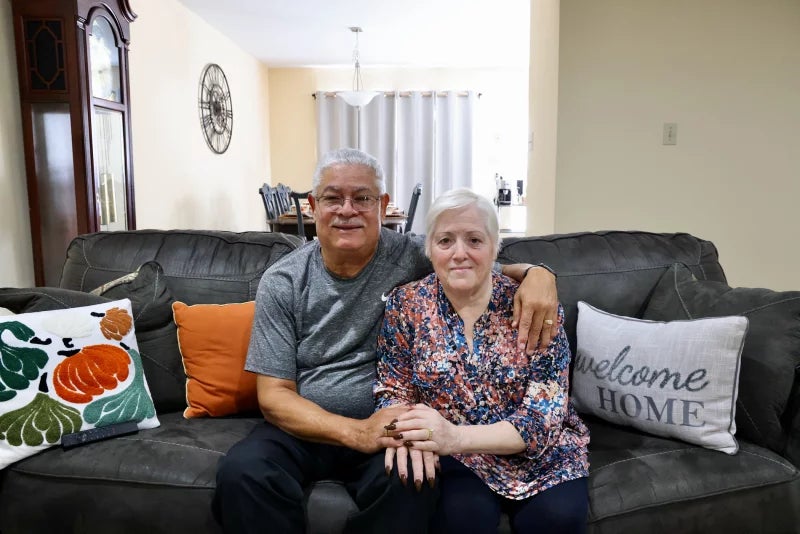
786, 368, 800, 467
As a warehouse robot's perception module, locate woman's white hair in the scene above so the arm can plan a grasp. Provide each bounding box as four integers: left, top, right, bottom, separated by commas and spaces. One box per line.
424, 188, 500, 257
312, 148, 385, 196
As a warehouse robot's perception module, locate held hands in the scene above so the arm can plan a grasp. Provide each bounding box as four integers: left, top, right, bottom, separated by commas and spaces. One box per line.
376, 404, 459, 489
511, 265, 558, 354
355, 405, 410, 453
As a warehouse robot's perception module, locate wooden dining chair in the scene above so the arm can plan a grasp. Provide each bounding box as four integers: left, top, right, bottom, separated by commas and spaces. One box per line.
289, 190, 312, 239
275, 183, 292, 214
258, 184, 281, 230
404, 183, 422, 234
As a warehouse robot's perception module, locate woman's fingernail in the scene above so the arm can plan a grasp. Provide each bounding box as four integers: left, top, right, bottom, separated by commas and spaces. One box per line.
385, 466, 391, 477
400, 474, 407, 487
394, 434, 403, 440
428, 477, 435, 488
414, 479, 422, 492
403, 441, 414, 448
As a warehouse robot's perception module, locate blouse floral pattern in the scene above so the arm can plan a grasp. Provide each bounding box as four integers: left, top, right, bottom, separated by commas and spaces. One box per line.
375, 272, 589, 500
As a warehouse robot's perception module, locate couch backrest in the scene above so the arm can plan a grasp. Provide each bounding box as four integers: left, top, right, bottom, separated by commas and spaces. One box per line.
497, 231, 726, 351
56, 230, 305, 414
59, 230, 305, 304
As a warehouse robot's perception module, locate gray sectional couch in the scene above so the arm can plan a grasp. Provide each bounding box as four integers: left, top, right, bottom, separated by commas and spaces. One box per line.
0, 229, 798, 533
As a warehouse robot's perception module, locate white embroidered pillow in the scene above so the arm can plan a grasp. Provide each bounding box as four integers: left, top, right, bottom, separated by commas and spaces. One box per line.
0, 299, 159, 468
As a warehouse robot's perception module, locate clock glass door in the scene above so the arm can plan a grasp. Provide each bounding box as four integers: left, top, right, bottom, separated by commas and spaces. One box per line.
89, 17, 121, 102
88, 15, 128, 231
92, 108, 126, 229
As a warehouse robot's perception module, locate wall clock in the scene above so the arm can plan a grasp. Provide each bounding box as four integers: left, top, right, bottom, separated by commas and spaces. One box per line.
197, 63, 233, 154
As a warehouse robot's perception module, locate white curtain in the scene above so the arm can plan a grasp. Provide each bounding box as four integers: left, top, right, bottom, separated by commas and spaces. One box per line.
316, 91, 477, 233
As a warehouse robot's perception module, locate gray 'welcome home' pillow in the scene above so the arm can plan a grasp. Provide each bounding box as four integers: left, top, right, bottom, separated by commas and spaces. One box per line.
642, 263, 800, 458
573, 301, 748, 454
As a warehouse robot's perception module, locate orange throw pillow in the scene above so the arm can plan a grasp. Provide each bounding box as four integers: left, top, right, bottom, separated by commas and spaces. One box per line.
172, 301, 259, 418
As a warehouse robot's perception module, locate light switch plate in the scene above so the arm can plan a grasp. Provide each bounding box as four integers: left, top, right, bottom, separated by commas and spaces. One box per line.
663, 122, 677, 145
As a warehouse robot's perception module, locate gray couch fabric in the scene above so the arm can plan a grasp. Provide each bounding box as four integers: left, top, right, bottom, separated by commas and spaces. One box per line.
0, 229, 797, 533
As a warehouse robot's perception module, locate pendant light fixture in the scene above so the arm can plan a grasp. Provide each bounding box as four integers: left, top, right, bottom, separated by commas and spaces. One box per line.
338, 26, 380, 108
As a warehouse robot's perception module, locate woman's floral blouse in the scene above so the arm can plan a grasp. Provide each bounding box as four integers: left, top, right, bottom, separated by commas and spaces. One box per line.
375, 272, 589, 500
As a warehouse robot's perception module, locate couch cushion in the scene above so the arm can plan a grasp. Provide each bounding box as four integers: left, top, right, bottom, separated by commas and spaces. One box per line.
0, 411, 259, 533
585, 416, 800, 532
59, 230, 305, 305
0, 300, 159, 469
574, 301, 746, 454
0, 287, 106, 312
172, 301, 258, 418
642, 263, 800, 458
497, 231, 726, 352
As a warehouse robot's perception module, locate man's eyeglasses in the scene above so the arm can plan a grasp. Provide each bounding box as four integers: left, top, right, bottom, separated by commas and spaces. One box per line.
315, 195, 380, 212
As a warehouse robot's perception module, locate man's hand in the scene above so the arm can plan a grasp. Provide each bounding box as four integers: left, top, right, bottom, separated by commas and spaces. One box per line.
507, 264, 558, 353
257, 376, 410, 453
351, 405, 410, 454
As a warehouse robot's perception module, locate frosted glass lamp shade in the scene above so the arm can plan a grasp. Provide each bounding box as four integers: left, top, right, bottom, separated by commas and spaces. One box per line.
338, 90, 380, 108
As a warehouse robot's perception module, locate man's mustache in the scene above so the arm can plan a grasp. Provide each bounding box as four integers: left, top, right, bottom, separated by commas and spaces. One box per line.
332, 217, 365, 226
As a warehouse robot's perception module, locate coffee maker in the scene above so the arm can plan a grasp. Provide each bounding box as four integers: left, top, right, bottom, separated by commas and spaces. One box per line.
497, 187, 512, 205
495, 174, 512, 205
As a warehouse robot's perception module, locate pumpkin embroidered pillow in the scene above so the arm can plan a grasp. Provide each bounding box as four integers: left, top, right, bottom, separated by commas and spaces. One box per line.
0, 299, 159, 469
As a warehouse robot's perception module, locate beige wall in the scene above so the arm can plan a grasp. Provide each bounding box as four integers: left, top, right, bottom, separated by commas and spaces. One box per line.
267, 66, 529, 201
556, 0, 800, 290
0, 0, 34, 287
129, 0, 271, 231
5, 0, 799, 292
0, 0, 273, 288
268, 69, 318, 192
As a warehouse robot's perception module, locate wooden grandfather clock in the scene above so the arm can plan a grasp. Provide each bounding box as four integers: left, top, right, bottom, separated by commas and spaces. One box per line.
10, 0, 137, 286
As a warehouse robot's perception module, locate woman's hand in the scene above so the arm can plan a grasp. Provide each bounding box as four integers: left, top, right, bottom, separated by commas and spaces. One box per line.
381, 403, 527, 459
377, 404, 446, 490
384, 445, 438, 491
391, 404, 461, 456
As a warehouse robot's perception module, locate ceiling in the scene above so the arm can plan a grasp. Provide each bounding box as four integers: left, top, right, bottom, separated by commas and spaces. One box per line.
177, 0, 530, 69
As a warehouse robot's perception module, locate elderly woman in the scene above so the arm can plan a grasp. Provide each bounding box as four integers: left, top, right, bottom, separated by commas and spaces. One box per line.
375, 188, 590, 533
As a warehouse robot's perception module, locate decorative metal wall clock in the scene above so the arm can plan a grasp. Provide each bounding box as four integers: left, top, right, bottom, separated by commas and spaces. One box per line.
197, 63, 233, 154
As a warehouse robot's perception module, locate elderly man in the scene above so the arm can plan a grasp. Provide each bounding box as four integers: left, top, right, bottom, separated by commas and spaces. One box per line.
212, 148, 558, 533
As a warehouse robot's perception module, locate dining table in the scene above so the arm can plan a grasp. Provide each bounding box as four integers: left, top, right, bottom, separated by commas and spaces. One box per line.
268, 213, 407, 238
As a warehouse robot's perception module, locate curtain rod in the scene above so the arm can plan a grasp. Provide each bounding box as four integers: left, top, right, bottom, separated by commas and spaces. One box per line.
312, 91, 481, 99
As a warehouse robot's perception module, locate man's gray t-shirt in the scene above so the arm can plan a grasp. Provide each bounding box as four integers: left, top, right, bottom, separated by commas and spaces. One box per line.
245, 228, 431, 419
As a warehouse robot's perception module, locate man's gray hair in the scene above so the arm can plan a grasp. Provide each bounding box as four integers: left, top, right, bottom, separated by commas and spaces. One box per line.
312, 148, 386, 196
424, 188, 501, 257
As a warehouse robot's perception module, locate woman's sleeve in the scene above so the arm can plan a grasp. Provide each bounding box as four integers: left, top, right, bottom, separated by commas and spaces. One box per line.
504, 304, 573, 458
374, 289, 419, 410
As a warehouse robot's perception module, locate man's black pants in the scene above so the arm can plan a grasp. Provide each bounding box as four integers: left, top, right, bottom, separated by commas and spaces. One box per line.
212, 421, 438, 533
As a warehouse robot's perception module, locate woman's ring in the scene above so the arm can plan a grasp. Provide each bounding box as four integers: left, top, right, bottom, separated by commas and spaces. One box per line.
426, 428, 434, 440
384, 428, 389, 437
544, 319, 554, 326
